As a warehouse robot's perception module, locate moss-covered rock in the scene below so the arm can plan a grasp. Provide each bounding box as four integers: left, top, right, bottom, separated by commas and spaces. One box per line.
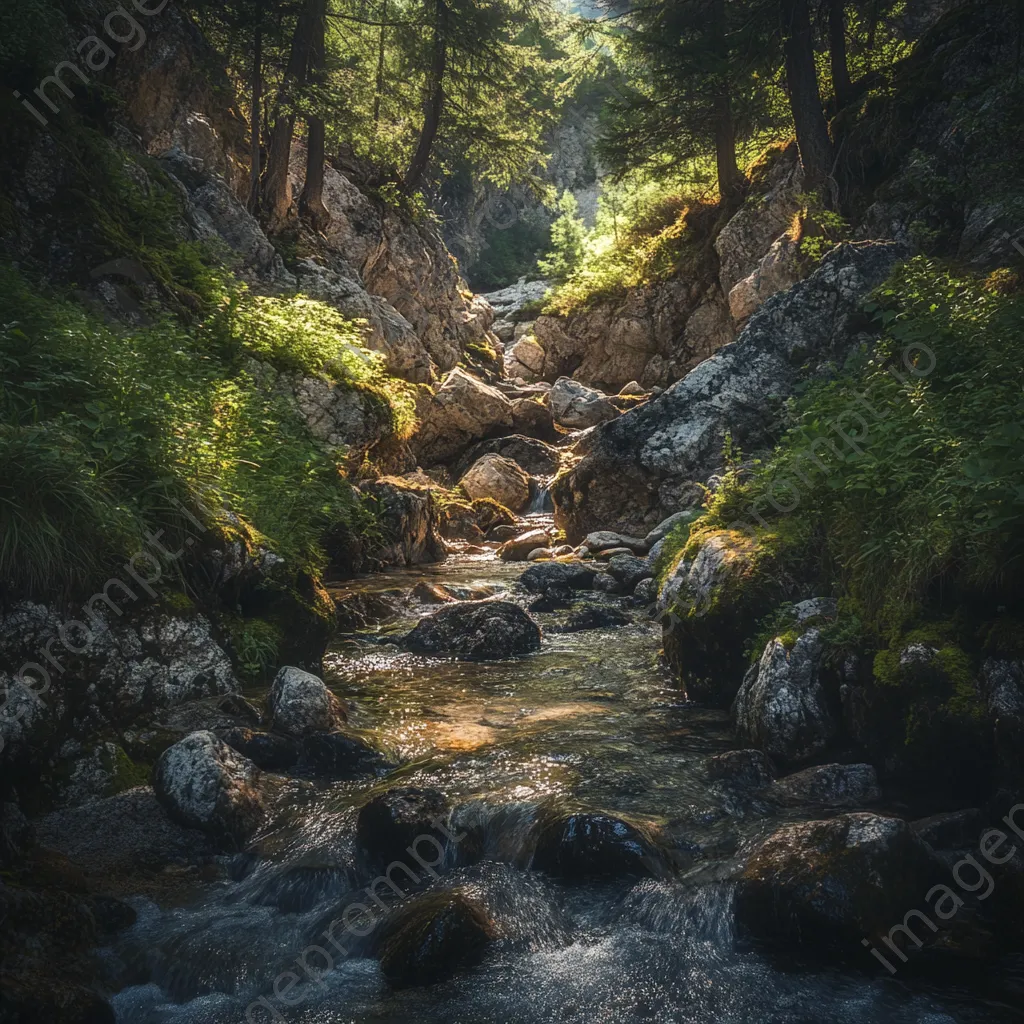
660, 529, 790, 705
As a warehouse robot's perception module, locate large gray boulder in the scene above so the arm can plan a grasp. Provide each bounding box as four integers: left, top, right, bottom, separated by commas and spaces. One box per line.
268, 667, 346, 737
362, 480, 448, 567
771, 763, 881, 807
553, 242, 908, 541
732, 629, 838, 763
153, 731, 266, 844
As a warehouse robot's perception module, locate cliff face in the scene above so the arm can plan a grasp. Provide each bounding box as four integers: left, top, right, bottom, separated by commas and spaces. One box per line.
3, 6, 494, 387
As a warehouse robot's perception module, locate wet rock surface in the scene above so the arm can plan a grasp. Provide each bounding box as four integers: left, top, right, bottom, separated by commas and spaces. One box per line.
532, 811, 663, 880
734, 813, 947, 951
267, 666, 347, 737
152, 731, 266, 846
402, 601, 542, 659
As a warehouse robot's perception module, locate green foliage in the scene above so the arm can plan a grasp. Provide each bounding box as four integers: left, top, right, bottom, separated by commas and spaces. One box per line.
0, 260, 403, 602
545, 174, 719, 314
699, 258, 1024, 630
227, 617, 283, 682
468, 216, 550, 292
537, 190, 586, 281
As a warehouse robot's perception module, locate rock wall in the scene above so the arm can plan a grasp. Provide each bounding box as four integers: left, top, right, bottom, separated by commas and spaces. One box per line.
552, 241, 907, 541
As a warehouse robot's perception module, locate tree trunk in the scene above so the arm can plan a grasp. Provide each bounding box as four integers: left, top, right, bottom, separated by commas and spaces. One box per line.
373, 0, 387, 125
299, 0, 331, 233
404, 0, 448, 191
262, 0, 316, 231
828, 0, 854, 108
780, 0, 834, 199
247, 15, 263, 214
710, 0, 743, 205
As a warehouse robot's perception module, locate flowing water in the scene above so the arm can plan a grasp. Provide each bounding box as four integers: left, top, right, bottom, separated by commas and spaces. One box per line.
109, 528, 1022, 1023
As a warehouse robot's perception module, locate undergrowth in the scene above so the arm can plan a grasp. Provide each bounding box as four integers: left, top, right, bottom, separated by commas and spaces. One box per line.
686, 257, 1024, 635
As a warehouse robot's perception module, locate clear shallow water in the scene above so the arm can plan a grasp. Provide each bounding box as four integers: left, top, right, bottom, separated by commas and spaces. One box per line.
109, 545, 1023, 1023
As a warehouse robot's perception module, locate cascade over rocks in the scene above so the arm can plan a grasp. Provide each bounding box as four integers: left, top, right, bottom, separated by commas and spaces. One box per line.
552, 242, 908, 541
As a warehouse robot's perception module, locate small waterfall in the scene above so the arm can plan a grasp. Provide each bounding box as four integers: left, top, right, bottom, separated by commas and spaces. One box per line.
528, 479, 554, 514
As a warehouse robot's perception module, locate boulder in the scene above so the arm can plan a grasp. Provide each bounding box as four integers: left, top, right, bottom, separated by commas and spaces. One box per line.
219, 728, 301, 771
661, 530, 783, 705
487, 524, 520, 543
910, 808, 986, 851
606, 554, 653, 591
532, 811, 662, 879
706, 749, 776, 791
511, 396, 557, 441
548, 377, 619, 430
497, 528, 552, 562
291, 376, 393, 462
361, 480, 447, 566
268, 666, 346, 737
619, 380, 647, 396
459, 454, 531, 513
456, 435, 560, 478
732, 629, 838, 763
518, 561, 598, 594
300, 731, 391, 777
552, 242, 907, 541
549, 605, 632, 633
645, 511, 699, 548
356, 786, 453, 873
526, 548, 553, 561
631, 578, 657, 607
374, 888, 499, 988
412, 368, 514, 465
402, 601, 542, 660
583, 531, 649, 555
153, 731, 266, 845
734, 813, 947, 951
504, 334, 546, 379
771, 763, 881, 808
728, 230, 804, 324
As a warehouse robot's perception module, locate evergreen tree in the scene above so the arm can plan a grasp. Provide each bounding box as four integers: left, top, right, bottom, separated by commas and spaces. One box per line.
538, 190, 586, 280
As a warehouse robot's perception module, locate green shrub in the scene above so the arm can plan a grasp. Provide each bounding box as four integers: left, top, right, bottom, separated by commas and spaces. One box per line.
698, 257, 1024, 631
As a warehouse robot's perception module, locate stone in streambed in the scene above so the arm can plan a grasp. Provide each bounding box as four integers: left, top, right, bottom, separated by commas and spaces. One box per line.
300, 731, 392, 777
770, 763, 881, 808
268, 666, 347, 737
706, 749, 776, 791
549, 605, 632, 633
374, 888, 499, 988
734, 813, 947, 952
402, 601, 541, 660
584, 531, 649, 555
219, 727, 301, 771
497, 528, 551, 561
532, 811, 662, 879
607, 553, 652, 590
459, 454, 531, 513
518, 560, 598, 594
356, 786, 453, 874
487, 524, 520, 543
153, 731, 266, 845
